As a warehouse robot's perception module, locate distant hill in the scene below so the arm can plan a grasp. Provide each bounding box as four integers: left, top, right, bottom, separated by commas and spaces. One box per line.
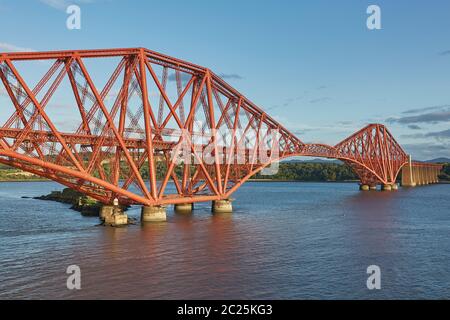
282, 158, 342, 164
282, 157, 450, 164
425, 158, 450, 163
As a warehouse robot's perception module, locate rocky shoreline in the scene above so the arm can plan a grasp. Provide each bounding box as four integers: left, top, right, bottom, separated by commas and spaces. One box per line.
31, 188, 129, 217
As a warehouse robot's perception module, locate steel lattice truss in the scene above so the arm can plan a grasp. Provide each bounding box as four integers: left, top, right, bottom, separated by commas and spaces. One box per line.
334, 124, 409, 186
0, 48, 430, 206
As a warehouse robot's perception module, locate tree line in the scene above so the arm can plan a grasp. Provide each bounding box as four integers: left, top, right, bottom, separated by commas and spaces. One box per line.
1, 161, 449, 182
254, 162, 359, 181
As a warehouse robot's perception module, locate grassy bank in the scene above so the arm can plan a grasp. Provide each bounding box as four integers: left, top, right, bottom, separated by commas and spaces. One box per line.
0, 164, 49, 182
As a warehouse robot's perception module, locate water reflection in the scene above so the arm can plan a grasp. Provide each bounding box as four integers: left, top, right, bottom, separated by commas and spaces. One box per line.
343, 190, 397, 246
0, 181, 448, 299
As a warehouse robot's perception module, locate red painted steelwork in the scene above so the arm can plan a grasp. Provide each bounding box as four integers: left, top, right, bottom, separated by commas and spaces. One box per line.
0, 48, 442, 205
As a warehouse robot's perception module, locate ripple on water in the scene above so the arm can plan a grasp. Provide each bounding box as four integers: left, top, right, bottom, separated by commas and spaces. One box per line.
0, 181, 449, 299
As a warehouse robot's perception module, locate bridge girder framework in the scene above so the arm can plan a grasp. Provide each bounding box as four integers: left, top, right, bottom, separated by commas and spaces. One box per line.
0, 48, 442, 205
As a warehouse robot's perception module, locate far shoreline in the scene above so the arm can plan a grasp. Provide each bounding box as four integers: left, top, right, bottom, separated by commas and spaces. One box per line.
0, 179, 50, 183
2, 178, 449, 184
0, 178, 359, 184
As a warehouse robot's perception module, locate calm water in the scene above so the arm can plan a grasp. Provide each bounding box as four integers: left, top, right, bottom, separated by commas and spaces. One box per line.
0, 181, 448, 299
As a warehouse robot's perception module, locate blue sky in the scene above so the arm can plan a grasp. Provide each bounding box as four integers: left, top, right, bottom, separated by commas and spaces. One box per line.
1, 0, 450, 160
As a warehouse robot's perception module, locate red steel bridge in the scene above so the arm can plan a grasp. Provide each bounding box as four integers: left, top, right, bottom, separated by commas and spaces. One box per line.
0, 48, 443, 214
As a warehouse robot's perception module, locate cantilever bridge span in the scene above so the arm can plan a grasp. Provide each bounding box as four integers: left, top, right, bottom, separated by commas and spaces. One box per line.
0, 48, 443, 219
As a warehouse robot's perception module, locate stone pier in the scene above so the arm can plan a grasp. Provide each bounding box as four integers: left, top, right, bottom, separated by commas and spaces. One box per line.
212, 199, 233, 213
141, 205, 167, 222
100, 205, 128, 226
359, 184, 370, 191
174, 203, 193, 214
359, 184, 378, 191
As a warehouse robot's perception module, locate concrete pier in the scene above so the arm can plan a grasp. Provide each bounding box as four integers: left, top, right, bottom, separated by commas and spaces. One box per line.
401, 155, 417, 187
212, 199, 233, 213
360, 183, 398, 191
100, 205, 128, 226
174, 203, 193, 214
401, 155, 442, 187
141, 205, 167, 222
359, 184, 378, 191
359, 184, 370, 191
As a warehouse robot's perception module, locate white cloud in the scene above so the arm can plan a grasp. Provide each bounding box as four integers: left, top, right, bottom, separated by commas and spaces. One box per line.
39, 0, 95, 11
39, 0, 73, 10
0, 42, 35, 53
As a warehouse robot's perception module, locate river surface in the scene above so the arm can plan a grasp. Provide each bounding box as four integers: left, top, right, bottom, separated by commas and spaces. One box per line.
0, 181, 448, 299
